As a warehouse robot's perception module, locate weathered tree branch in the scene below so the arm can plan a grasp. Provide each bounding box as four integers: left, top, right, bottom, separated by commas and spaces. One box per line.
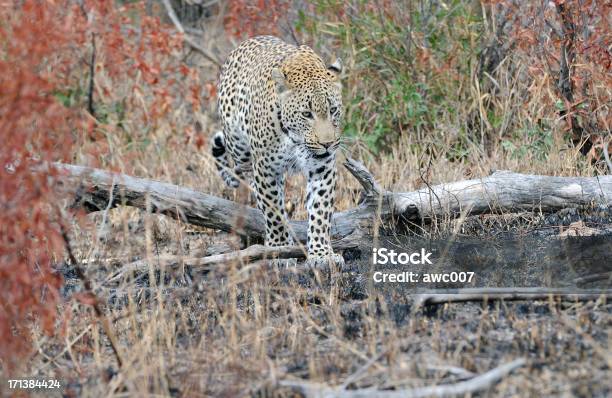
555, 2, 591, 156
54, 161, 612, 246
107, 244, 308, 281
278, 358, 526, 398
413, 288, 612, 308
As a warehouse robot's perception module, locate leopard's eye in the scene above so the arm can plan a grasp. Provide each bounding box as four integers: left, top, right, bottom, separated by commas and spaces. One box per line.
330, 106, 338, 115
302, 111, 314, 119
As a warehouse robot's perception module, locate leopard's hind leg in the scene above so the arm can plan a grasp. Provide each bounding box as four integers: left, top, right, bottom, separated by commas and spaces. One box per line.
211, 130, 240, 188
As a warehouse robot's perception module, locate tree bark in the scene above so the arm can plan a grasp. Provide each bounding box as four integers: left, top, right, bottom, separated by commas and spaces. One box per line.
389, 169, 611, 220
54, 161, 612, 246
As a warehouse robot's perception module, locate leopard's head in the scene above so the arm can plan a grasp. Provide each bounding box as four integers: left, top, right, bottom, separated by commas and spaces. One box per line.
271, 47, 343, 158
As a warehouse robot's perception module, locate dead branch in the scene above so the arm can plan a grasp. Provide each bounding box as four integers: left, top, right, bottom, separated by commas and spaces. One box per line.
574, 272, 612, 285
54, 161, 612, 245
180, 243, 307, 266
87, 34, 96, 117
603, 137, 612, 174
343, 157, 383, 197
278, 358, 526, 398
161, 0, 222, 67
108, 244, 308, 281
389, 169, 611, 219
554, 2, 591, 155
414, 288, 612, 308
60, 223, 124, 367
54, 162, 384, 246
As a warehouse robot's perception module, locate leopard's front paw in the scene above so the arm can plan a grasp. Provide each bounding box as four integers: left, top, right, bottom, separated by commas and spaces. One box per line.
305, 253, 345, 269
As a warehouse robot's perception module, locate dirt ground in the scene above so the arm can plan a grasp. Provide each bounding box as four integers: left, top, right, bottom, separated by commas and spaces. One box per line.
29, 206, 609, 397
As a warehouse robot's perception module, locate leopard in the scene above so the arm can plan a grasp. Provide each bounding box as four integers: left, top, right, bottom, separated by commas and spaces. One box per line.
211, 36, 344, 268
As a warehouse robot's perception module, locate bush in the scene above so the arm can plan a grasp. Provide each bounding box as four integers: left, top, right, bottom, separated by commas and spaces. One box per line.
0, 0, 78, 370
296, 0, 610, 169
297, 0, 485, 154
0, 0, 207, 371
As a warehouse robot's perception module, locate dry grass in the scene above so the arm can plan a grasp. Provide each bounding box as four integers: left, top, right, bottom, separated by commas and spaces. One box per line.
28, 220, 612, 396
5, 1, 611, 397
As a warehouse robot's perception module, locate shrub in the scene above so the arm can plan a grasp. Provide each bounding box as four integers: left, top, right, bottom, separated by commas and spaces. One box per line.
297, 0, 484, 154
0, 0, 79, 370
296, 0, 610, 169
0, 0, 206, 371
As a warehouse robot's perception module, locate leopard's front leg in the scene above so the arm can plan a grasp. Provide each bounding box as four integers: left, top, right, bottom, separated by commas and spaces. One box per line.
304, 158, 344, 269
253, 157, 296, 267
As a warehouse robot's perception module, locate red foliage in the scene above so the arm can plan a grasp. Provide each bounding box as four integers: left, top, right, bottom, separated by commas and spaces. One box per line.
0, 0, 78, 370
491, 0, 611, 156
0, 0, 206, 371
225, 0, 290, 38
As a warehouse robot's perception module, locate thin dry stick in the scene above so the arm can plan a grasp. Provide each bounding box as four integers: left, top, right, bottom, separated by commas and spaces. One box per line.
161, 0, 222, 66
340, 350, 387, 389
414, 288, 612, 308
36, 325, 93, 372
603, 136, 612, 174
107, 244, 309, 282
573, 271, 612, 285
60, 225, 124, 367
87, 33, 96, 117
193, 244, 307, 265
279, 358, 526, 398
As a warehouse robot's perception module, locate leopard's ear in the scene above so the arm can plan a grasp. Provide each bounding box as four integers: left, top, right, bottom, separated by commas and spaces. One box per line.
327, 57, 343, 79
271, 68, 290, 95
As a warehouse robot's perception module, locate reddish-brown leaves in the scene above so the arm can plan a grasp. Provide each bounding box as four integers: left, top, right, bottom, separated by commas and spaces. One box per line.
489, 0, 610, 157
224, 0, 290, 38
0, 1, 82, 370
0, 0, 206, 371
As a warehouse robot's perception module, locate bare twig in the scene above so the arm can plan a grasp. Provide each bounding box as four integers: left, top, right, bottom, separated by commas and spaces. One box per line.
111, 244, 308, 279
161, 0, 221, 66
87, 33, 96, 117
60, 224, 124, 367
603, 137, 612, 174
555, 2, 592, 156
424, 365, 476, 381
279, 358, 526, 398
414, 288, 612, 308
574, 271, 612, 285
107, 238, 373, 282
340, 350, 387, 389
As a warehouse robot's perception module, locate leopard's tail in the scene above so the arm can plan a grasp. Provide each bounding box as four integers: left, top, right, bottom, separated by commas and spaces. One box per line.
211, 130, 240, 188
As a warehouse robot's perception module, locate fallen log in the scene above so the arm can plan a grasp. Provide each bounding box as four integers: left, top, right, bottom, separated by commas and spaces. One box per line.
54, 160, 612, 246
56, 162, 373, 245
389, 169, 612, 219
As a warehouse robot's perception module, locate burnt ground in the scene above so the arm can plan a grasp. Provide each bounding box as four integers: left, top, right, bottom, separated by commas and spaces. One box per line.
44, 205, 612, 397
